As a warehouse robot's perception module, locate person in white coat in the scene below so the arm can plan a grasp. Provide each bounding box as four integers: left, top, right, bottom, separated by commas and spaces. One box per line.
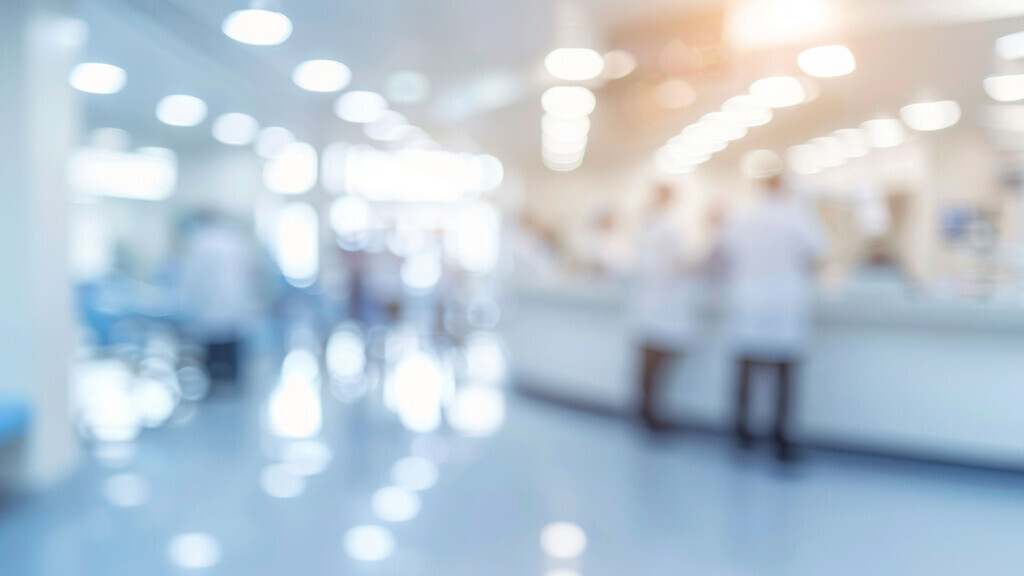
719, 171, 827, 460
632, 184, 696, 431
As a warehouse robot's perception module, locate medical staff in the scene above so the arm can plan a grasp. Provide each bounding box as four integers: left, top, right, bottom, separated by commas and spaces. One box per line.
632, 184, 695, 431
718, 164, 827, 461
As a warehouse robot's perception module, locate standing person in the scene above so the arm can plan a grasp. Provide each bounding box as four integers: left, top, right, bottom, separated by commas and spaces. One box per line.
633, 184, 695, 431
719, 167, 827, 461
180, 211, 260, 388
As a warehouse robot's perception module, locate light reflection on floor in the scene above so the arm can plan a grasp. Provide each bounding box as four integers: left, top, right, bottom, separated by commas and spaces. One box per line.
3, 334, 1024, 575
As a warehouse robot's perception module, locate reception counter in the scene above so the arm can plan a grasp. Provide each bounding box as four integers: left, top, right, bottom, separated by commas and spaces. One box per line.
504, 278, 1024, 469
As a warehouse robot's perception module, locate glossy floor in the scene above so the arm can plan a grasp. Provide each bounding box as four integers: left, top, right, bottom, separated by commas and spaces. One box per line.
2, 361, 1024, 575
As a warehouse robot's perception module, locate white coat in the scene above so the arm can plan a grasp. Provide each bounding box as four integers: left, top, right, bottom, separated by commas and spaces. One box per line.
631, 213, 696, 350
721, 195, 826, 359
180, 223, 258, 342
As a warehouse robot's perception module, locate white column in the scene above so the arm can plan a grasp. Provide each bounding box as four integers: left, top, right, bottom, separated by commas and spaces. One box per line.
0, 0, 80, 490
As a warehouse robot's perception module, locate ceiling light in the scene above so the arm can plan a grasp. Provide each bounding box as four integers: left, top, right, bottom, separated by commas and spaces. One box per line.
899, 100, 961, 131
602, 50, 637, 80
749, 76, 805, 108
542, 115, 590, 141
700, 112, 748, 141
809, 136, 845, 167
654, 79, 697, 110
386, 71, 430, 104
222, 9, 292, 46
721, 95, 773, 127
69, 63, 126, 94
545, 48, 605, 82
831, 128, 870, 158
212, 113, 259, 145
255, 126, 296, 159
335, 91, 389, 123
264, 142, 318, 194
787, 144, 823, 175
996, 31, 1024, 61
293, 60, 352, 93
984, 74, 1024, 103
541, 86, 596, 118
860, 118, 905, 148
155, 95, 207, 127
797, 45, 856, 78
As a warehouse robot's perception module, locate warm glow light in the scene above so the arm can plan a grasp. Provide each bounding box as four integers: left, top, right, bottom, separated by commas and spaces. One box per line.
727, 0, 837, 50
860, 118, 906, 148
749, 76, 805, 108
900, 100, 961, 132
797, 45, 856, 78
69, 63, 126, 94
293, 60, 351, 93
156, 95, 207, 127
335, 91, 389, 123
996, 32, 1024, 61
721, 95, 773, 127
545, 48, 605, 82
984, 74, 1024, 103
222, 9, 292, 46
541, 86, 596, 118
700, 112, 748, 141
602, 50, 637, 79
264, 142, 318, 194
212, 113, 259, 145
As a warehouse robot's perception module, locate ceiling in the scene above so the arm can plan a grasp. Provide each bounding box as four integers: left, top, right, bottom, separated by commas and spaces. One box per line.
77, 0, 1024, 176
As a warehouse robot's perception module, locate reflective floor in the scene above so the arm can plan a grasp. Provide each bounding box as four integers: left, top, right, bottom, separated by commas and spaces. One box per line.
3, 350, 1024, 576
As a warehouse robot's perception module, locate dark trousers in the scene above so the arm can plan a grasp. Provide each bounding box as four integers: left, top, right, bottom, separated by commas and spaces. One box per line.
205, 339, 241, 384
638, 345, 680, 430
734, 357, 795, 456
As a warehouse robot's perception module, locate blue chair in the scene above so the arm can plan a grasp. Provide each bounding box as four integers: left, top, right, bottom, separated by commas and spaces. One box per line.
0, 398, 30, 447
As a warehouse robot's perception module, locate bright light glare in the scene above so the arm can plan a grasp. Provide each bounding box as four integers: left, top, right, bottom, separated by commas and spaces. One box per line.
69, 148, 177, 201
344, 526, 395, 562
330, 195, 372, 250
212, 113, 259, 146
273, 203, 320, 288
899, 100, 961, 132
260, 463, 306, 498
167, 533, 222, 569
831, 128, 870, 158
545, 48, 605, 81
267, 348, 322, 437
255, 126, 296, 159
749, 76, 805, 108
996, 32, 1024, 61
542, 115, 590, 141
542, 86, 596, 118
391, 457, 438, 491
69, 63, 126, 94
860, 118, 906, 148
727, 0, 836, 50
372, 487, 421, 522
222, 9, 292, 46
540, 522, 588, 559
293, 59, 352, 93
447, 387, 505, 437
797, 45, 856, 78
602, 50, 637, 79
156, 95, 207, 127
386, 70, 430, 104
264, 142, 318, 194
335, 91, 389, 123
721, 95, 773, 127
326, 328, 367, 380
391, 351, 445, 433
984, 74, 1024, 103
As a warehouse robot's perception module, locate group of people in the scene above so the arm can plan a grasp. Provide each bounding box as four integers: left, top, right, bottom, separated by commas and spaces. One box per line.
632, 168, 827, 462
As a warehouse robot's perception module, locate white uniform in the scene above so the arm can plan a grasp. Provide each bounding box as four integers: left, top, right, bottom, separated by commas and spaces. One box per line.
631, 213, 695, 350
721, 196, 826, 359
180, 223, 258, 343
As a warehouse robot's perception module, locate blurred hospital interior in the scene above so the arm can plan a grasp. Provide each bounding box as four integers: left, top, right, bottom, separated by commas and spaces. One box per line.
3, 0, 1024, 574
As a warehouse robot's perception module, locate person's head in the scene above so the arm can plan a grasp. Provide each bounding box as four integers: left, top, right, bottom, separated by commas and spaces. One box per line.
651, 183, 676, 211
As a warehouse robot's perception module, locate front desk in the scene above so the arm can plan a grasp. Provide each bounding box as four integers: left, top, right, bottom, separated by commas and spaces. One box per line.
504, 278, 1024, 469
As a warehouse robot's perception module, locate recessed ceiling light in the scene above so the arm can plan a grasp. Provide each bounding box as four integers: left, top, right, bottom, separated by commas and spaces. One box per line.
983, 74, 1024, 103
69, 63, 126, 94
996, 31, 1024, 61
721, 95, 773, 127
222, 9, 292, 46
749, 76, 805, 108
155, 95, 207, 127
797, 45, 856, 78
545, 48, 605, 82
293, 60, 352, 93
860, 118, 906, 148
212, 113, 259, 145
334, 91, 389, 123
541, 86, 596, 118
900, 100, 961, 132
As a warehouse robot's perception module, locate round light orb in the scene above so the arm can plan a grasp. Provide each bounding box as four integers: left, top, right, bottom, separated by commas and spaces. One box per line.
983, 74, 1024, 103
156, 95, 207, 127
749, 76, 806, 108
540, 522, 588, 559
545, 48, 605, 82
293, 59, 352, 93
344, 526, 395, 562
212, 113, 259, 145
69, 62, 126, 94
541, 86, 596, 118
797, 45, 856, 78
899, 100, 961, 132
222, 9, 292, 46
